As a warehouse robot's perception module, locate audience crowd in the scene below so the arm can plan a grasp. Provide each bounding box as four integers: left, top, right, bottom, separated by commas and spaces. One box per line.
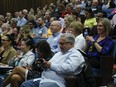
0, 0, 116, 87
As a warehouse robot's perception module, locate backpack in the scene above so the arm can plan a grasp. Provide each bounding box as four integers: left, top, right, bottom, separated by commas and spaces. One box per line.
76, 49, 97, 87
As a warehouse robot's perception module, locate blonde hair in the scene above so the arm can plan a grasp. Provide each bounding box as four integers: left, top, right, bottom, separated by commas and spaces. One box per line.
69, 21, 83, 34
98, 18, 111, 35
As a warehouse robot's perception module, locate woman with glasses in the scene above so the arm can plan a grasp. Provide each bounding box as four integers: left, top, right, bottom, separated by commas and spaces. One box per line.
0, 34, 16, 65
2, 40, 53, 87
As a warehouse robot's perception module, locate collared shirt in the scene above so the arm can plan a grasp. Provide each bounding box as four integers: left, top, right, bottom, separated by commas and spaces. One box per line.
17, 17, 27, 27
39, 47, 85, 87
34, 25, 48, 39
18, 50, 35, 66
47, 32, 62, 53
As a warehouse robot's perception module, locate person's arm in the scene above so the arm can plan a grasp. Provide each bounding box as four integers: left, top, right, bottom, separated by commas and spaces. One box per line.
86, 36, 102, 52
44, 52, 85, 74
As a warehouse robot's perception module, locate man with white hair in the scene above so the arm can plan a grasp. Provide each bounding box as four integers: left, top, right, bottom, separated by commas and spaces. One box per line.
47, 21, 62, 53
20, 33, 85, 87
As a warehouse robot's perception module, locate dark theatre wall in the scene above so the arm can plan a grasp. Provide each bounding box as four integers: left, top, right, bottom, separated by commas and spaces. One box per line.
0, 0, 56, 16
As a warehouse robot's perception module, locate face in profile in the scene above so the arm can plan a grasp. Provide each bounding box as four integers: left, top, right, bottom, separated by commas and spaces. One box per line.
59, 37, 70, 53
20, 41, 30, 53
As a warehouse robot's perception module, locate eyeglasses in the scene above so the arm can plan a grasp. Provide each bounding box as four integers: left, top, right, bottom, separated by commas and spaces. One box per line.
59, 42, 70, 45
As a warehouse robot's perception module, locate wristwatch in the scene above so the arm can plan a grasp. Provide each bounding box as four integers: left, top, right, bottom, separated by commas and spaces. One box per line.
92, 41, 97, 45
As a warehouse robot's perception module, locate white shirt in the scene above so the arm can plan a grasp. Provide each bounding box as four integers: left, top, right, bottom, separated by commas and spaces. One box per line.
18, 50, 35, 66
74, 34, 86, 51
34, 47, 85, 87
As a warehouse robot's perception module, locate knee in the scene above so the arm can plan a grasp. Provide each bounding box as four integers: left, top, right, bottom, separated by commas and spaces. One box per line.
14, 66, 22, 71
11, 74, 21, 82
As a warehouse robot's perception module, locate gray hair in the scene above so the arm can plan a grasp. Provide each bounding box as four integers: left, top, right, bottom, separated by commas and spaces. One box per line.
60, 33, 75, 45
2, 23, 11, 31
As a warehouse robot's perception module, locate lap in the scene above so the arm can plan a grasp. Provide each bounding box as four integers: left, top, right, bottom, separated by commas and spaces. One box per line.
20, 79, 60, 87
40, 82, 59, 87
20, 79, 40, 87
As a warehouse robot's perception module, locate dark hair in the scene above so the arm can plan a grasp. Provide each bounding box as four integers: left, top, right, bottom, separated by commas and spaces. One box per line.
21, 35, 34, 50
28, 19, 37, 28
85, 7, 95, 18
35, 40, 52, 59
5, 34, 14, 45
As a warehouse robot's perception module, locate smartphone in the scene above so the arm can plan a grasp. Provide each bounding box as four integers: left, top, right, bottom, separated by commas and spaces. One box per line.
83, 28, 90, 38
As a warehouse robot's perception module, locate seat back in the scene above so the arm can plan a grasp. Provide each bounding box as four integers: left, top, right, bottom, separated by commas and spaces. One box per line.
112, 39, 116, 64
100, 55, 114, 86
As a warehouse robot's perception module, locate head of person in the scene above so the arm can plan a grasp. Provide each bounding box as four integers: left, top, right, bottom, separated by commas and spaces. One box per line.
96, 11, 107, 22
14, 11, 19, 18
28, 19, 37, 29
0, 15, 4, 27
76, 4, 82, 14
85, 7, 95, 19
92, 0, 99, 7
10, 18, 17, 28
35, 40, 52, 59
44, 11, 51, 19
27, 14, 35, 21
22, 9, 28, 16
64, 15, 75, 27
37, 17, 44, 26
59, 33, 75, 53
18, 11, 24, 18
20, 36, 34, 54
1, 34, 14, 47
6, 12, 12, 20
50, 17, 57, 24
20, 25, 30, 38
1, 23, 10, 33
50, 21, 61, 34
69, 21, 83, 36
97, 18, 111, 35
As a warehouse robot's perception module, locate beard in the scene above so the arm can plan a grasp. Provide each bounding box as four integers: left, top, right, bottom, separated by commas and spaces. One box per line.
60, 47, 67, 54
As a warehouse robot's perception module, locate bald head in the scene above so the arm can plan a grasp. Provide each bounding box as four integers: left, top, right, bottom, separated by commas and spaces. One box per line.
76, 4, 82, 13
92, 0, 99, 7
50, 21, 61, 34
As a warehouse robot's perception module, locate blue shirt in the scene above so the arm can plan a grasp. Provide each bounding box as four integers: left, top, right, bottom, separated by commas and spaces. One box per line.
34, 25, 48, 38
32, 25, 48, 44
47, 32, 62, 53
86, 35, 113, 57
17, 17, 27, 27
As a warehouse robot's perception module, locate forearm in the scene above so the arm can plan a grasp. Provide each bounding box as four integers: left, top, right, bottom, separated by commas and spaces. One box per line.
93, 41, 102, 52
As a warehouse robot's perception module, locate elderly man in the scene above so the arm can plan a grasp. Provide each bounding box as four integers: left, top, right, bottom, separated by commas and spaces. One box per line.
47, 20, 62, 53
20, 33, 85, 87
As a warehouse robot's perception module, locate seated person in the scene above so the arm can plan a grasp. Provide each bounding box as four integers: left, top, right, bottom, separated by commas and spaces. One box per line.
0, 34, 16, 65
85, 18, 114, 76
47, 21, 62, 53
20, 33, 85, 87
9, 35, 35, 67
2, 40, 53, 87
69, 21, 86, 51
